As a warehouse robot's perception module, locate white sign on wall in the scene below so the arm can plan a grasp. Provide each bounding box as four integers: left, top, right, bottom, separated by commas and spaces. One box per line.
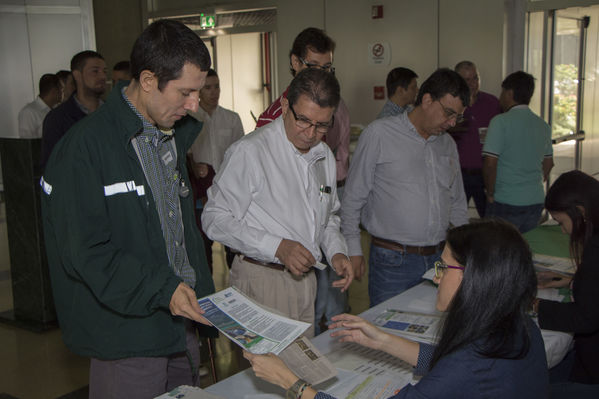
368, 42, 391, 66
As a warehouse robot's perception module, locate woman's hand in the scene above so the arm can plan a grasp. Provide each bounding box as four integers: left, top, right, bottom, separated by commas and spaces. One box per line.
243, 351, 298, 390
329, 313, 390, 351
329, 313, 420, 366
537, 271, 572, 289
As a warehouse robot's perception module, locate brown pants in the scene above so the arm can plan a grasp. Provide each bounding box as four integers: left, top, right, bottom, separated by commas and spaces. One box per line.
231, 255, 317, 338
89, 320, 200, 399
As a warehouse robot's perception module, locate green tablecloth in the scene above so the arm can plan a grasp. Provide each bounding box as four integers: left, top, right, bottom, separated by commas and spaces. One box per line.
523, 225, 570, 258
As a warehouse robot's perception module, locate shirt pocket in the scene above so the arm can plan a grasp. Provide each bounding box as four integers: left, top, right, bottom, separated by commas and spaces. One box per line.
436, 155, 457, 189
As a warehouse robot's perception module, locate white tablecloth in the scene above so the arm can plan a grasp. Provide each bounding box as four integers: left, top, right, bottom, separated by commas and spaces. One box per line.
206, 281, 572, 399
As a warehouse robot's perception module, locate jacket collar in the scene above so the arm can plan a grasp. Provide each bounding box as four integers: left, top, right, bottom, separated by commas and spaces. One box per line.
103, 81, 203, 153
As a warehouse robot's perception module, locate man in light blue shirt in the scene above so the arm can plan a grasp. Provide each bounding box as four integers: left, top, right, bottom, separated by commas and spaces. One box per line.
342, 69, 469, 306
377, 67, 418, 119
482, 71, 553, 233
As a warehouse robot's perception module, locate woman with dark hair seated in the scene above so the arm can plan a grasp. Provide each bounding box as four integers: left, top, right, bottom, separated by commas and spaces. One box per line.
533, 170, 599, 397
245, 219, 549, 398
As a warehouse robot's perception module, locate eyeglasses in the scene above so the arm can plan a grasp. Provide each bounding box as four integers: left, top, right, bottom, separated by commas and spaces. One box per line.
436, 100, 465, 124
289, 104, 334, 134
299, 57, 335, 74
434, 260, 465, 278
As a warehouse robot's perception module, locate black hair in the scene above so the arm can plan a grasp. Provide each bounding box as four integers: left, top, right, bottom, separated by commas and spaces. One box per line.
55, 70, 72, 84
39, 74, 60, 97
130, 19, 211, 91
502, 71, 535, 105
113, 60, 130, 72
430, 219, 537, 369
289, 27, 335, 76
386, 67, 418, 98
287, 68, 340, 110
545, 170, 599, 266
207, 68, 218, 78
70, 50, 104, 72
415, 68, 470, 107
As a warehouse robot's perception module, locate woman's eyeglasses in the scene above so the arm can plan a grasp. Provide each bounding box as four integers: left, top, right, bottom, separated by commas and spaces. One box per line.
434, 260, 465, 278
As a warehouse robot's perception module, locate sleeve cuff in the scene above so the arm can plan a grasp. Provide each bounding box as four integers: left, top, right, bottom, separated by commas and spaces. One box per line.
346, 236, 364, 257
414, 343, 435, 376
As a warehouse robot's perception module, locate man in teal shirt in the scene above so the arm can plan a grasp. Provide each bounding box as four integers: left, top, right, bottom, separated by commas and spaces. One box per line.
482, 71, 553, 233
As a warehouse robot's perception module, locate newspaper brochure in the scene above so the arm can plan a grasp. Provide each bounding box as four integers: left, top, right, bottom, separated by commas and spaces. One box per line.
372, 310, 441, 342
154, 386, 225, 399
322, 370, 411, 399
197, 287, 309, 355
278, 336, 337, 385
326, 342, 414, 380
323, 343, 413, 398
533, 253, 575, 276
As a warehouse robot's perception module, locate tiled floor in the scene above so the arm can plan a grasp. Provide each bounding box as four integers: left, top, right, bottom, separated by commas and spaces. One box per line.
0, 196, 371, 398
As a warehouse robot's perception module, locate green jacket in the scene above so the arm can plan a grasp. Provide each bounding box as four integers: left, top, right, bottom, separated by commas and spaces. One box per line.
41, 82, 214, 359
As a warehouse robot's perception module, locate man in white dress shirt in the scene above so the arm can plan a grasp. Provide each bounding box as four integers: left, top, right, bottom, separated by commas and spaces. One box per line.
202, 68, 353, 337
187, 68, 244, 271
18, 74, 61, 138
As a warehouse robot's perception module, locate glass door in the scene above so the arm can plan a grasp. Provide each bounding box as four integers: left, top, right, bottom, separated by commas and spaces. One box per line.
525, 10, 589, 184
550, 13, 587, 183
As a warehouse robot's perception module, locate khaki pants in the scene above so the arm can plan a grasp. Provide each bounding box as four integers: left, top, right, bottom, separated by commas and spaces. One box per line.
231, 255, 317, 338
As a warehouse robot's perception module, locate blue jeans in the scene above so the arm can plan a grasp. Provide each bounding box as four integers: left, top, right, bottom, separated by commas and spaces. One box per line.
314, 265, 349, 335
461, 170, 486, 218
485, 201, 543, 233
368, 243, 441, 307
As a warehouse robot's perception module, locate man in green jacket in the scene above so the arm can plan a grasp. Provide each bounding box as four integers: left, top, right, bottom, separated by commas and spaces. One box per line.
41, 20, 215, 398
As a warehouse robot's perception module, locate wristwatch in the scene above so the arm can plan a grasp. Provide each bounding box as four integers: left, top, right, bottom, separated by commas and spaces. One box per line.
286, 379, 308, 399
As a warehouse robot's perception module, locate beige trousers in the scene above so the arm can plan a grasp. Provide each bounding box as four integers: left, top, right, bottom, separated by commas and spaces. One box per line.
230, 255, 317, 337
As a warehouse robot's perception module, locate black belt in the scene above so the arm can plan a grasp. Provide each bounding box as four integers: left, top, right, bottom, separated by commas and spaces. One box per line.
239, 255, 285, 272
371, 236, 445, 256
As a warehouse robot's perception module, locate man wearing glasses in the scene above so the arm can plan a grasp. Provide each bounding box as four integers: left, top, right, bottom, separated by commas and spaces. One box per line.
202, 69, 353, 338
341, 68, 470, 306
256, 27, 351, 334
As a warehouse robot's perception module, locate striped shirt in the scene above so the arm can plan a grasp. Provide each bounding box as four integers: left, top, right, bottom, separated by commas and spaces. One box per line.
122, 88, 196, 287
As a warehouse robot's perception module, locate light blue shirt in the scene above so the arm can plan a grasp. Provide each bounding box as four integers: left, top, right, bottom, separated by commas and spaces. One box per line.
341, 112, 468, 255
377, 100, 413, 119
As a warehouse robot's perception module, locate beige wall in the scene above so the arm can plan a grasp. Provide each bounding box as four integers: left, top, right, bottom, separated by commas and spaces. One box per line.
93, 0, 143, 81
93, 0, 508, 125
439, 0, 505, 97
324, 0, 439, 124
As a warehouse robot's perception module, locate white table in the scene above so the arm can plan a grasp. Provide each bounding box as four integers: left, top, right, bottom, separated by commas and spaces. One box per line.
206, 281, 572, 399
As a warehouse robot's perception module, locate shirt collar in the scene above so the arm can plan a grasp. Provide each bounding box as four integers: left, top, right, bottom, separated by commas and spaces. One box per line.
121, 86, 173, 146
73, 93, 103, 115
275, 117, 326, 164
400, 110, 441, 142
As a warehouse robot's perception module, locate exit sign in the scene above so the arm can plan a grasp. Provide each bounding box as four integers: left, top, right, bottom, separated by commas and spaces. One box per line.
200, 13, 216, 28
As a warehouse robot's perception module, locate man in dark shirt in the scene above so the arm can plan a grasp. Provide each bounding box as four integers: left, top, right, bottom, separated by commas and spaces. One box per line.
41, 50, 106, 167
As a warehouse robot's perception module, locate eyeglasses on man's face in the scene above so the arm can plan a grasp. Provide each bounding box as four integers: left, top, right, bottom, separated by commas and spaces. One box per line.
434, 260, 465, 279
436, 99, 465, 124
299, 57, 335, 74
289, 104, 334, 134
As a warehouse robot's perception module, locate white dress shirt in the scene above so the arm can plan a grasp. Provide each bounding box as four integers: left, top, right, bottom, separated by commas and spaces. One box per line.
188, 105, 244, 172
18, 96, 50, 138
202, 117, 348, 264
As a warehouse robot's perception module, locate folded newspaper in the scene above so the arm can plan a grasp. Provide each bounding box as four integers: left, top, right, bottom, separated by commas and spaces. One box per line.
533, 253, 575, 276
372, 310, 441, 342
197, 287, 337, 385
